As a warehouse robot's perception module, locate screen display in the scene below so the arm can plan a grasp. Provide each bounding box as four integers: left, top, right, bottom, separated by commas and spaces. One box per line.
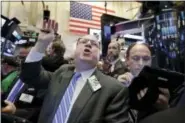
1, 38, 16, 56
104, 25, 111, 42
156, 11, 178, 41
12, 30, 21, 40
1, 15, 23, 43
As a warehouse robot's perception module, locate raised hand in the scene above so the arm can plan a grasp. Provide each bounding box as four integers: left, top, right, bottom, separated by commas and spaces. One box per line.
117, 72, 134, 86
33, 30, 55, 53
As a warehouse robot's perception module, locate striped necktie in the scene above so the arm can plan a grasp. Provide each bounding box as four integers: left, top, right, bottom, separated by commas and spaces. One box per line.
6, 79, 25, 103
53, 72, 81, 123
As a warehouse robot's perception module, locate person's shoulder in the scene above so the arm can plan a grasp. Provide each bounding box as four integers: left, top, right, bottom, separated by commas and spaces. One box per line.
139, 106, 185, 123
54, 64, 75, 74
97, 70, 126, 91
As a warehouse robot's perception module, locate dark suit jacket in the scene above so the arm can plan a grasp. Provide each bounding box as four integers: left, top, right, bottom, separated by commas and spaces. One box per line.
4, 77, 46, 123
14, 84, 45, 122
139, 106, 185, 123
108, 59, 128, 79
42, 55, 68, 72
20, 61, 132, 123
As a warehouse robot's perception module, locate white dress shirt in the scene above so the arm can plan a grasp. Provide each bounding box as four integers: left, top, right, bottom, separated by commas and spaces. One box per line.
110, 58, 119, 72
25, 48, 96, 123
25, 48, 45, 62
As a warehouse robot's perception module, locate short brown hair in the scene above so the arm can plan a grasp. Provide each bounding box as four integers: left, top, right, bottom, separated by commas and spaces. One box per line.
2, 56, 19, 67
52, 41, 65, 56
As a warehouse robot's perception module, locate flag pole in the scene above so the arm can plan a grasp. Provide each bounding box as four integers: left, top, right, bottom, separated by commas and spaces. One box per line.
105, 1, 107, 14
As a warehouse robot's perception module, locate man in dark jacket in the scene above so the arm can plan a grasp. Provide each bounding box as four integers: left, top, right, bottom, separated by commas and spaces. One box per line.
1, 47, 46, 123
42, 41, 68, 72
103, 41, 128, 79
20, 32, 133, 123
139, 106, 185, 123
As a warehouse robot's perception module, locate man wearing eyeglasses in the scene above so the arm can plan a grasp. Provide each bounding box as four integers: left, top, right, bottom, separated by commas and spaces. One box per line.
20, 31, 133, 123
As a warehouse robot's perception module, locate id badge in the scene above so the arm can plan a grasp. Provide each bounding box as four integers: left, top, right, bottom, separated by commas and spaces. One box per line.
19, 93, 34, 103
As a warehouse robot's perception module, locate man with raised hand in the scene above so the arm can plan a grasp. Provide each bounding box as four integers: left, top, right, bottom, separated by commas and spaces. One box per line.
20, 31, 132, 123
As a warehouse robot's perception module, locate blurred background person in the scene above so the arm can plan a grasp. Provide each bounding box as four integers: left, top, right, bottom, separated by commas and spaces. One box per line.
1, 56, 20, 98
118, 38, 127, 62
118, 42, 184, 121
42, 41, 68, 72
102, 41, 127, 78
1, 46, 46, 123
17, 45, 33, 64
67, 57, 75, 65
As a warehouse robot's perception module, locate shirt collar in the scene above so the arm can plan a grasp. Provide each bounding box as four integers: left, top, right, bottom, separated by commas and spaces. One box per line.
75, 67, 96, 81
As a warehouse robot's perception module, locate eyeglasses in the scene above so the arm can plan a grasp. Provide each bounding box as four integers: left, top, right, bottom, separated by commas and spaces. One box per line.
78, 38, 99, 48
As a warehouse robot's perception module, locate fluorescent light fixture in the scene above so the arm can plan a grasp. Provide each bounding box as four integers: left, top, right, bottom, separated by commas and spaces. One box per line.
1, 18, 6, 27
115, 16, 154, 26
123, 34, 144, 40
117, 28, 142, 35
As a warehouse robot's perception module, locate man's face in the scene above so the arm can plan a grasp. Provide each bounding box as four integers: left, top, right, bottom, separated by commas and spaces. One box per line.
1, 63, 13, 77
19, 47, 31, 58
107, 42, 120, 61
127, 44, 152, 77
74, 35, 100, 67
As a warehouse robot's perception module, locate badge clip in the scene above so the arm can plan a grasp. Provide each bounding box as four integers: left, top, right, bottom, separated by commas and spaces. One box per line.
88, 75, 101, 92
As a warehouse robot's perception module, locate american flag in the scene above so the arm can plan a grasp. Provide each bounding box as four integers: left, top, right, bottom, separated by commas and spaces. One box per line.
69, 2, 115, 34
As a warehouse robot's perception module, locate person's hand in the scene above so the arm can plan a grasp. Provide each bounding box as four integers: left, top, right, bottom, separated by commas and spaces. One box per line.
97, 61, 103, 70
2, 100, 16, 114
117, 72, 134, 86
33, 30, 55, 53
137, 88, 170, 111
154, 88, 170, 110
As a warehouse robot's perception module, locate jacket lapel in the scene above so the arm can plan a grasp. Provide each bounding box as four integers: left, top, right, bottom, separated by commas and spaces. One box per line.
67, 70, 101, 123
114, 60, 122, 71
